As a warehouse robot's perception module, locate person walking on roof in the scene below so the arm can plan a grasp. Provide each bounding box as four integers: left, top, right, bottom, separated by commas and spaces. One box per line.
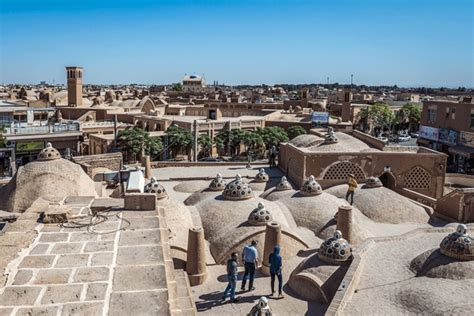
241, 240, 259, 292
345, 174, 358, 205
222, 252, 240, 303
269, 245, 284, 298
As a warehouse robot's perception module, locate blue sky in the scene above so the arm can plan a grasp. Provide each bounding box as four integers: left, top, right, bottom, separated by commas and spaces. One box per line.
0, 0, 473, 87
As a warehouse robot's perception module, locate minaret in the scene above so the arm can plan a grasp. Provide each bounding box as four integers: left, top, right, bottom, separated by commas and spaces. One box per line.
66, 66, 83, 107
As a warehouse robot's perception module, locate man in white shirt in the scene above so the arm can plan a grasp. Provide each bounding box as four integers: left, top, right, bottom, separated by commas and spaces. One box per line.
241, 240, 259, 292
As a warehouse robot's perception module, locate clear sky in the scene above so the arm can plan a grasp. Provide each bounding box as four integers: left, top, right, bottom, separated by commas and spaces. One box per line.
0, 0, 473, 87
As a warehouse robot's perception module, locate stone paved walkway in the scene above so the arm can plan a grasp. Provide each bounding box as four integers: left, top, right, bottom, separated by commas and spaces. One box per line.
0, 204, 171, 316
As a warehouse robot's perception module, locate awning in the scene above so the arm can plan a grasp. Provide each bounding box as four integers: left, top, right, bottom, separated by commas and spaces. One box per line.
448, 145, 474, 157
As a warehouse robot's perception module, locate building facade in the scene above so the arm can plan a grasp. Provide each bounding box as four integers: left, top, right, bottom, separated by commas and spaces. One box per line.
418, 99, 474, 173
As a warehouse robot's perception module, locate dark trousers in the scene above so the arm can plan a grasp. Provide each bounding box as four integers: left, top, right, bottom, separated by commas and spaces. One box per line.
345, 190, 354, 205
269, 155, 276, 168
241, 262, 256, 290
270, 272, 283, 294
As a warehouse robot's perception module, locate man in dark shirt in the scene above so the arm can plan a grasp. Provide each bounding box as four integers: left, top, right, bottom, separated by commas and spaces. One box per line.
222, 252, 239, 302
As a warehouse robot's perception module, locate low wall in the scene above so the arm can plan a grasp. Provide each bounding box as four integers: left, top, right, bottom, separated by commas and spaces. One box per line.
72, 152, 123, 177
445, 173, 474, 187
151, 161, 268, 168
351, 130, 385, 150
397, 188, 437, 209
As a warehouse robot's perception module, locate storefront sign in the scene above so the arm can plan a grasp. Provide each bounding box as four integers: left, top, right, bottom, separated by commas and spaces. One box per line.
419, 125, 439, 141
459, 131, 474, 148
311, 112, 329, 125
16, 141, 45, 152
439, 128, 457, 145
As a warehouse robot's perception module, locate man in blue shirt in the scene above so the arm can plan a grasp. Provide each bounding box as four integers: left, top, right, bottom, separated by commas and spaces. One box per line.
222, 252, 239, 303
241, 240, 259, 292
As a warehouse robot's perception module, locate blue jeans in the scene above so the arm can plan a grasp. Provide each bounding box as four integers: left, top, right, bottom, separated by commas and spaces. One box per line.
271, 272, 283, 294
241, 262, 256, 290
223, 277, 236, 300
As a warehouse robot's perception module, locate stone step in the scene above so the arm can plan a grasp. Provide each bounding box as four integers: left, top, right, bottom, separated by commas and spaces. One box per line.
170, 270, 197, 316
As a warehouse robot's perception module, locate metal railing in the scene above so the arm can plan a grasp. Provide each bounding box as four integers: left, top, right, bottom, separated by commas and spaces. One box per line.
4, 122, 80, 135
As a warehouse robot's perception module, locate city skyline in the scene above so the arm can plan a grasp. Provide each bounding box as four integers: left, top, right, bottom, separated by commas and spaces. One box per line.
1, 0, 473, 87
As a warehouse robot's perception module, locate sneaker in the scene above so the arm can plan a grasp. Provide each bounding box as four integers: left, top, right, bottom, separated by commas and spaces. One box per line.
270, 292, 275, 297
231, 297, 240, 303
278, 293, 284, 299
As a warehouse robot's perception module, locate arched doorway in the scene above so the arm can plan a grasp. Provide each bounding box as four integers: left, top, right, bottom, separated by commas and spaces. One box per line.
379, 172, 396, 190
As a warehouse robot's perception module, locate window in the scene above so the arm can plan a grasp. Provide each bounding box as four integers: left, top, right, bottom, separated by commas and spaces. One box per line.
428, 105, 437, 123
451, 107, 456, 120
445, 107, 450, 118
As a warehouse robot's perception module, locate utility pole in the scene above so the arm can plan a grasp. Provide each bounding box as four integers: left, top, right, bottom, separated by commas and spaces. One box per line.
351, 74, 354, 90
327, 77, 329, 85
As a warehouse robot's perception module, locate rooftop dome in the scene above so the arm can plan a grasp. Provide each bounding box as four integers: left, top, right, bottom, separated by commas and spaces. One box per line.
440, 224, 474, 261
37, 143, 61, 161
209, 173, 226, 191
363, 176, 383, 188
300, 175, 322, 196
0, 157, 97, 212
275, 176, 292, 191
318, 230, 353, 265
254, 168, 269, 183
248, 202, 273, 226
144, 177, 167, 199
223, 174, 253, 201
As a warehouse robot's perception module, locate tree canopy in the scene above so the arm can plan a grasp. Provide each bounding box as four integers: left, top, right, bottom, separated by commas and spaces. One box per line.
395, 103, 421, 131
198, 134, 213, 157
256, 126, 289, 148
171, 83, 183, 91
287, 125, 306, 140
118, 127, 163, 162
356, 103, 394, 135
166, 125, 192, 157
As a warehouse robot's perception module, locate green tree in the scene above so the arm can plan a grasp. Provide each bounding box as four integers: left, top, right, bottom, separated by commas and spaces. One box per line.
172, 83, 183, 91
118, 127, 163, 162
198, 134, 213, 157
215, 129, 245, 156
256, 126, 289, 149
287, 125, 306, 140
242, 131, 264, 152
396, 103, 421, 132
166, 125, 192, 158
356, 103, 394, 135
